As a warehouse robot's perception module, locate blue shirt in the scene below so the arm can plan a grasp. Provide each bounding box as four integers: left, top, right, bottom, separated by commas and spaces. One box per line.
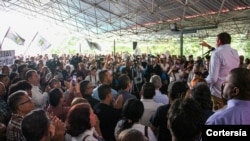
92, 85, 118, 101
114, 90, 136, 105
153, 90, 169, 105
119, 65, 126, 73
205, 44, 239, 98
206, 99, 250, 125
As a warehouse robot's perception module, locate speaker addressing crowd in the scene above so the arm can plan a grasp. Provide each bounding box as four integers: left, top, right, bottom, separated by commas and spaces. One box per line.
200, 32, 240, 111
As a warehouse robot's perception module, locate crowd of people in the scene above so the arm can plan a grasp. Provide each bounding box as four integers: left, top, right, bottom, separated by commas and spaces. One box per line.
0, 32, 250, 141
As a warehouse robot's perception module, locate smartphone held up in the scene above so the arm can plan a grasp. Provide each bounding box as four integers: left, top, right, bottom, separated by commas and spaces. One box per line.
72, 75, 77, 86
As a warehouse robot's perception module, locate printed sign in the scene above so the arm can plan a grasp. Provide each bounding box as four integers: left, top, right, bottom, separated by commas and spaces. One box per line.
0, 50, 15, 66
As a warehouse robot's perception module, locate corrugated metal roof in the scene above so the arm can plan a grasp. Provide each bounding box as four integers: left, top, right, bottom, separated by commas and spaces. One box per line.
1, 0, 250, 41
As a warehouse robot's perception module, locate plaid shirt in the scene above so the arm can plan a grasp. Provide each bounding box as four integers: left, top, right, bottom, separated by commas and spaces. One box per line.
0, 98, 9, 124
6, 113, 26, 141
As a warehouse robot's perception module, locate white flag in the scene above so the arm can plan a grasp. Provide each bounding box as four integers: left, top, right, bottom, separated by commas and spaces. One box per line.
34, 33, 51, 51
5, 28, 25, 45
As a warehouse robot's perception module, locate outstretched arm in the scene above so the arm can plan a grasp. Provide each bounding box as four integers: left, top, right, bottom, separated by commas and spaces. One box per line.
200, 41, 213, 49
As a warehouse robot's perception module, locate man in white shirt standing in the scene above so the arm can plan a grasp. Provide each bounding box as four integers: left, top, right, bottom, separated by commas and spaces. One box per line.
25, 70, 49, 109
200, 32, 239, 111
150, 75, 169, 105
140, 82, 163, 126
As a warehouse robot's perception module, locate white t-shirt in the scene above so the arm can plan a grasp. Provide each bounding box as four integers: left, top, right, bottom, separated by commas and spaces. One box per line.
114, 120, 157, 141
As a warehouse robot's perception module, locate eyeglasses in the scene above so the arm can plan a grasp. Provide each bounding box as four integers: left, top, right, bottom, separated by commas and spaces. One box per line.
19, 99, 32, 105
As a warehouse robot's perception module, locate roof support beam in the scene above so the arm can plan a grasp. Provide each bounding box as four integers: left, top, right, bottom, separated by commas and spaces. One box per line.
215, 0, 226, 23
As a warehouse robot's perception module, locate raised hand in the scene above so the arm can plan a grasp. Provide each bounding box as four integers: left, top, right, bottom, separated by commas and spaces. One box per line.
199, 41, 212, 49
114, 94, 123, 109
50, 115, 65, 141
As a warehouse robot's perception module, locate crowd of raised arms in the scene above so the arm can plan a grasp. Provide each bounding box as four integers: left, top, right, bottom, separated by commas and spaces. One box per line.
0, 32, 250, 141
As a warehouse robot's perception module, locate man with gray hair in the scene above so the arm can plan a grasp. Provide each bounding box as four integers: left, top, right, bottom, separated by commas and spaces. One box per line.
7, 90, 35, 141
150, 75, 169, 104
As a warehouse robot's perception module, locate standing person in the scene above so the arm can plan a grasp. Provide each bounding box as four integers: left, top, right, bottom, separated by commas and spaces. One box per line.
85, 65, 99, 88
114, 98, 157, 141
21, 109, 65, 141
25, 70, 49, 109
8, 80, 32, 98
6, 90, 35, 141
150, 75, 169, 105
47, 87, 74, 122
200, 32, 239, 111
79, 80, 99, 108
0, 74, 10, 101
167, 98, 203, 141
93, 85, 123, 141
2, 66, 10, 76
65, 103, 102, 141
149, 81, 188, 141
115, 74, 137, 105
188, 82, 214, 121
140, 82, 163, 126
0, 82, 10, 125
92, 70, 118, 101
17, 64, 29, 80
206, 68, 250, 125
117, 128, 147, 141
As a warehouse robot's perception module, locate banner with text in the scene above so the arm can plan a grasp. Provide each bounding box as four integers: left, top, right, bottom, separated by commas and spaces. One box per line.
0, 50, 15, 66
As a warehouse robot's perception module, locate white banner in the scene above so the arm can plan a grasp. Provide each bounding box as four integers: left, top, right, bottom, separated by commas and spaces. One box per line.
0, 50, 15, 66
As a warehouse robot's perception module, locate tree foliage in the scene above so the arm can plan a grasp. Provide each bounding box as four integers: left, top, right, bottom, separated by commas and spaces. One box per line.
48, 34, 250, 58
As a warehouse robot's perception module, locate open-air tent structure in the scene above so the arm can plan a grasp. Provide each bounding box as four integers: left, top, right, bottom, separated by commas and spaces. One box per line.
1, 0, 250, 43
0, 1, 249, 137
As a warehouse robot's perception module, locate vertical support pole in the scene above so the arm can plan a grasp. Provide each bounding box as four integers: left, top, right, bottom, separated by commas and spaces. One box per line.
180, 30, 184, 56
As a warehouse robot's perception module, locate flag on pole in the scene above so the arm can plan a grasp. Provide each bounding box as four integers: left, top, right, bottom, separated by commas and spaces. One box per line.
95, 42, 102, 51
86, 40, 102, 51
5, 27, 25, 45
34, 33, 51, 51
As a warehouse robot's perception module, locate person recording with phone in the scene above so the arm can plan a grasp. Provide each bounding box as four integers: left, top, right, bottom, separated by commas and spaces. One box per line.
72, 75, 77, 86
200, 32, 239, 111
46, 78, 82, 122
